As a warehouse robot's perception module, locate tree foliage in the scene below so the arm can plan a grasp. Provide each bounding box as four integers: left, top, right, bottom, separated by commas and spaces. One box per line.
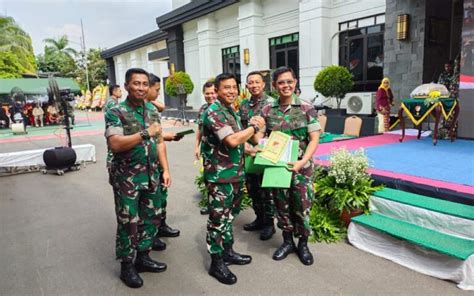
76, 48, 107, 90
0, 16, 37, 76
36, 35, 77, 77
314, 65, 353, 108
165, 71, 194, 97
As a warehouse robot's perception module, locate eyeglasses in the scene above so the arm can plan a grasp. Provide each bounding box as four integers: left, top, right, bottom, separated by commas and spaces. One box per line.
276, 80, 295, 86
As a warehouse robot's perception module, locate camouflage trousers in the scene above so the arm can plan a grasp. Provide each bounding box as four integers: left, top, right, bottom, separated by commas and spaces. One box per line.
246, 173, 274, 220
206, 182, 244, 254
113, 182, 162, 262
273, 169, 313, 237
158, 171, 168, 219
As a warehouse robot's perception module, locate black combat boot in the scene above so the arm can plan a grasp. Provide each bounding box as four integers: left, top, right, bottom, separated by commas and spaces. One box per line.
158, 218, 180, 237
243, 215, 264, 231
135, 251, 167, 273
222, 243, 252, 265
272, 231, 296, 261
208, 254, 237, 285
200, 206, 210, 215
259, 218, 275, 241
152, 237, 166, 251
297, 236, 314, 265
120, 262, 143, 288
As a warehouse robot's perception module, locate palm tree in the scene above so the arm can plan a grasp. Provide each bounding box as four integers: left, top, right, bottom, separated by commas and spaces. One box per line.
43, 35, 78, 60
0, 16, 36, 74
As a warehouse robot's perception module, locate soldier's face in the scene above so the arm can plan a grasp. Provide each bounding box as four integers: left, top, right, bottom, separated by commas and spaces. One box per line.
147, 82, 161, 101
125, 73, 149, 101
113, 88, 122, 98
246, 74, 265, 97
217, 78, 238, 107
203, 86, 217, 104
273, 72, 297, 99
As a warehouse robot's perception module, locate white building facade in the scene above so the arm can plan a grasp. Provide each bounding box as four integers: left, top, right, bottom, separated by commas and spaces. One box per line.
165, 0, 386, 109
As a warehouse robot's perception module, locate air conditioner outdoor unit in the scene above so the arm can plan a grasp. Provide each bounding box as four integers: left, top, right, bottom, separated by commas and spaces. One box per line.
345, 92, 375, 115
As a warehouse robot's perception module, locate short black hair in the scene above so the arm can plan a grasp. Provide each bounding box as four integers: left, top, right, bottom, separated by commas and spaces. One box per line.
214, 73, 237, 90
149, 73, 161, 85
272, 66, 296, 82
246, 71, 264, 82
109, 85, 120, 96
125, 68, 149, 84
202, 81, 215, 92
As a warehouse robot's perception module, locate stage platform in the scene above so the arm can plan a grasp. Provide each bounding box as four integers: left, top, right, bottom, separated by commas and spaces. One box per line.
314, 133, 474, 206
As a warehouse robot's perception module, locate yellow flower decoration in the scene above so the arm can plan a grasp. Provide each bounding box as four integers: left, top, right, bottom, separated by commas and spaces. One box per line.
428, 90, 441, 99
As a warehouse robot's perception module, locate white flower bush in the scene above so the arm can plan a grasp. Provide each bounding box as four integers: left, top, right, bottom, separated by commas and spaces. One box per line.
327, 148, 370, 186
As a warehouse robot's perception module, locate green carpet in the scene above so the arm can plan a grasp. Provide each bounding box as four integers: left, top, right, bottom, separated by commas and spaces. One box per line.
352, 213, 474, 260
373, 188, 474, 220
319, 133, 354, 143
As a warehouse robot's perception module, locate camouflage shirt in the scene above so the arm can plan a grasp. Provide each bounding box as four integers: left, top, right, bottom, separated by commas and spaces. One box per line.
104, 96, 119, 113
105, 98, 162, 190
239, 94, 273, 129
201, 100, 244, 183
104, 96, 119, 168
261, 95, 321, 160
196, 102, 211, 127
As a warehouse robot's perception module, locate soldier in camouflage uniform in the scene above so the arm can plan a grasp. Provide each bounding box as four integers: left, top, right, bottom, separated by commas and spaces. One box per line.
194, 81, 217, 215
438, 61, 458, 98
239, 71, 276, 240
145, 73, 182, 252
254, 67, 321, 266
201, 73, 265, 285
105, 68, 171, 288
104, 85, 122, 174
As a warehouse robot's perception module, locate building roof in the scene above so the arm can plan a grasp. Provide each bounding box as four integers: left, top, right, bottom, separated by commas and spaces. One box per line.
0, 78, 81, 95
101, 30, 167, 59
156, 0, 239, 30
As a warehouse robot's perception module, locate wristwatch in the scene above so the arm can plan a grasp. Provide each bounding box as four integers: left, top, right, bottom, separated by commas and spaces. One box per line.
250, 124, 260, 134
140, 129, 150, 141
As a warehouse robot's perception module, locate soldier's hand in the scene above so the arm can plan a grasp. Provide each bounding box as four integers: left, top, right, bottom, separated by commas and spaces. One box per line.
287, 160, 306, 173
250, 116, 265, 129
172, 133, 184, 141
162, 170, 171, 188
194, 145, 200, 160
244, 142, 258, 157
147, 122, 162, 138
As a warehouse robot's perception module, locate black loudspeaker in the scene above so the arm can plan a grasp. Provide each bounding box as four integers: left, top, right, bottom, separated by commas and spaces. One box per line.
43, 147, 77, 169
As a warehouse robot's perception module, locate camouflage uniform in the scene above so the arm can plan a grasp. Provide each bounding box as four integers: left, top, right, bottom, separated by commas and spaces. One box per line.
261, 95, 321, 237
239, 94, 274, 223
104, 96, 119, 172
201, 100, 245, 254
438, 71, 458, 98
105, 98, 163, 262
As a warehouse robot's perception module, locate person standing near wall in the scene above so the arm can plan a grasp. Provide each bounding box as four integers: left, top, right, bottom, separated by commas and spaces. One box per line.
375, 77, 394, 133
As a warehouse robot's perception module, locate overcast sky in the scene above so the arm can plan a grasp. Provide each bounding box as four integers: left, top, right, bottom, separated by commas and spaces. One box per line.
1, 0, 172, 55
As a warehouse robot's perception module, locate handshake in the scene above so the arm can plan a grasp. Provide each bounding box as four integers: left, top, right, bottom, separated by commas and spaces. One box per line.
249, 116, 265, 131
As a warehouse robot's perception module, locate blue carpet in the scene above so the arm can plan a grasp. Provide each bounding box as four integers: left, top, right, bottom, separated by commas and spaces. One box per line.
320, 137, 474, 186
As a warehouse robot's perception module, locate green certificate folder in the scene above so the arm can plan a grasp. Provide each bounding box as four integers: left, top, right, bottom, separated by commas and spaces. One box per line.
261, 167, 293, 188
254, 140, 299, 167
175, 129, 195, 137
244, 155, 264, 174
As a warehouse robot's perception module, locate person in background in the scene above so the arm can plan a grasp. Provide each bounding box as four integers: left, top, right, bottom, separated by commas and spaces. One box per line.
146, 73, 182, 252
295, 87, 301, 96
437, 61, 456, 94
375, 77, 394, 133
47, 104, 59, 125
104, 85, 122, 113
194, 81, 218, 215
32, 103, 44, 127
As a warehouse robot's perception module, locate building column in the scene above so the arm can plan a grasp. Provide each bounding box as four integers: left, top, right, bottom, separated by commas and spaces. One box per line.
197, 15, 220, 88
106, 58, 116, 85
166, 26, 185, 71
298, 0, 332, 102
238, 0, 267, 81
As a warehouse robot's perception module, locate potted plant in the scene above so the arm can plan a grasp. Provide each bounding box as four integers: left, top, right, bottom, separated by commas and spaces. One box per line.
313, 65, 353, 115
165, 71, 194, 109
309, 148, 383, 242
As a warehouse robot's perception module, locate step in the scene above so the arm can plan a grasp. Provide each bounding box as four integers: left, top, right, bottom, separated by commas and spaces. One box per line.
351, 213, 474, 260
373, 188, 474, 220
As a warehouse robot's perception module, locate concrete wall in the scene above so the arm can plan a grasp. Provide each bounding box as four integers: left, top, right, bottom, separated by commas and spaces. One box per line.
384, 0, 426, 105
